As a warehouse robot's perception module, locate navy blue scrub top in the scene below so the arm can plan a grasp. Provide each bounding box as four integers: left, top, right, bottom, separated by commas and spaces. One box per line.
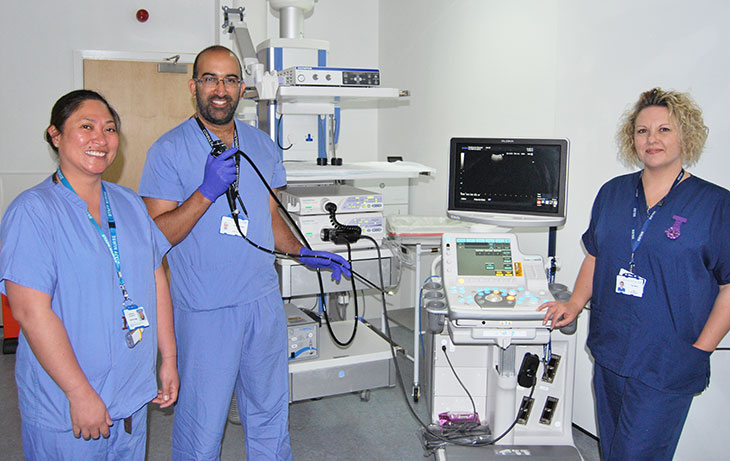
583, 172, 730, 394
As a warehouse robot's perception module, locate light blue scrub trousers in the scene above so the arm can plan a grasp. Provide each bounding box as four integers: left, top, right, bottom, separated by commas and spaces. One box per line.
594, 363, 693, 461
21, 405, 147, 461
172, 290, 292, 461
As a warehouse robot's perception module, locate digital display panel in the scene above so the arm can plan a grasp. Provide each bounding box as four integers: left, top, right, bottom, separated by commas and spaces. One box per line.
447, 138, 568, 226
456, 238, 514, 277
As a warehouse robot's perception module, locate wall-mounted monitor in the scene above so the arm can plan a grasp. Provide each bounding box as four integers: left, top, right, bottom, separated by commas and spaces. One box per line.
447, 137, 569, 227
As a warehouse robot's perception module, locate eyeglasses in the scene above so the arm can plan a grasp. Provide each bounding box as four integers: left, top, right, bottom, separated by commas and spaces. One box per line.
194, 76, 242, 89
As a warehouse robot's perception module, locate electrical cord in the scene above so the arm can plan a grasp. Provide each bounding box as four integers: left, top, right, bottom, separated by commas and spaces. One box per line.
360, 235, 527, 450
490, 382, 536, 445
276, 114, 293, 150
359, 289, 367, 321
440, 345, 478, 419
418, 275, 441, 360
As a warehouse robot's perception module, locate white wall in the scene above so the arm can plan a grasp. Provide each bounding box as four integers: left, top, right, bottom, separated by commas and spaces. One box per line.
0, 0, 216, 217
0, 0, 379, 217
378, 0, 730, 453
379, 0, 730, 276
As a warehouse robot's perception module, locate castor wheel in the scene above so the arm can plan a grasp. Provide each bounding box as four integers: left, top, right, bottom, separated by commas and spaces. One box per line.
412, 385, 421, 402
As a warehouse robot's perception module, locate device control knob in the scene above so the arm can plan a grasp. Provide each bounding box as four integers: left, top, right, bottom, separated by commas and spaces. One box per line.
485, 292, 503, 303
320, 198, 332, 213
297, 74, 305, 82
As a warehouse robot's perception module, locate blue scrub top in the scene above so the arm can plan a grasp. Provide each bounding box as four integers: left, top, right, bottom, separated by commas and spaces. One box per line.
583, 172, 730, 393
0, 176, 170, 430
138, 118, 286, 311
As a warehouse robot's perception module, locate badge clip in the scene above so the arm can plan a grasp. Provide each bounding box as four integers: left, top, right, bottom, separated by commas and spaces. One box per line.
665, 215, 687, 240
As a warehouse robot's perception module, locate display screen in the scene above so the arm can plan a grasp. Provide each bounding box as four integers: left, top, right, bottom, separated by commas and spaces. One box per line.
456, 238, 514, 277
448, 138, 568, 225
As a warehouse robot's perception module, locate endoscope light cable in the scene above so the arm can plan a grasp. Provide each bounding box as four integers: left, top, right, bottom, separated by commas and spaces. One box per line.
227, 208, 383, 294
226, 147, 400, 346
315, 241, 360, 347
226, 189, 359, 347
230, 148, 386, 293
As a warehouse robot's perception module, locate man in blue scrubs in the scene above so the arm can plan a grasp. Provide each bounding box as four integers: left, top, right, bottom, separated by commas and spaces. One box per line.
139, 46, 350, 460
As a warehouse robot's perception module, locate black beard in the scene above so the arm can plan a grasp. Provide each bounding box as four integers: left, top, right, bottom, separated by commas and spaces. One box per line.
196, 93, 238, 126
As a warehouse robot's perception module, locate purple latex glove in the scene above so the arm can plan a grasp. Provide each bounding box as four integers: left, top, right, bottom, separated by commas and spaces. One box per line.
298, 247, 352, 282
198, 147, 238, 201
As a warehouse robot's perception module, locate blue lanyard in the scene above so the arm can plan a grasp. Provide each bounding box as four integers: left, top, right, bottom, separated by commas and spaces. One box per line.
56, 169, 131, 304
629, 169, 684, 272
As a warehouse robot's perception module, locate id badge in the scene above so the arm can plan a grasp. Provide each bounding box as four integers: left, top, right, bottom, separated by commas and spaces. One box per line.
125, 328, 143, 348
616, 268, 646, 298
123, 305, 150, 331
220, 216, 248, 237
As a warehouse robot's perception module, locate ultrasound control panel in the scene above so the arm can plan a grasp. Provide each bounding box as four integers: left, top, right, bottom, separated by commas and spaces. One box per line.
441, 233, 553, 346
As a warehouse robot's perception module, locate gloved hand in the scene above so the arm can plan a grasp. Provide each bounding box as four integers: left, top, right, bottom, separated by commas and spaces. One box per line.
298, 247, 352, 282
198, 147, 238, 202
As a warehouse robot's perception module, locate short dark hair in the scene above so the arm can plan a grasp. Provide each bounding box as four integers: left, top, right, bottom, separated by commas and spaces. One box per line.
45, 90, 121, 154
192, 45, 242, 78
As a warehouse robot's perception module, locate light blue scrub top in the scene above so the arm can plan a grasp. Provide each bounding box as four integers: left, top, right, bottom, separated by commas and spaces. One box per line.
0, 177, 170, 431
139, 118, 286, 311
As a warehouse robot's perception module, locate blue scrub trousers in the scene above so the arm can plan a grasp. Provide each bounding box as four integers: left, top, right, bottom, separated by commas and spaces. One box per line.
593, 363, 693, 460
21, 405, 147, 461
172, 290, 292, 461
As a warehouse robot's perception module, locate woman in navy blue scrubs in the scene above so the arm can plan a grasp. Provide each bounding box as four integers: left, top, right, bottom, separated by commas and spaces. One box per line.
0, 90, 178, 460
540, 88, 730, 460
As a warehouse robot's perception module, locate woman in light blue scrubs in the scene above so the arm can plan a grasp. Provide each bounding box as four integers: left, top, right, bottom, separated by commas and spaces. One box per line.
540, 88, 730, 460
0, 90, 178, 460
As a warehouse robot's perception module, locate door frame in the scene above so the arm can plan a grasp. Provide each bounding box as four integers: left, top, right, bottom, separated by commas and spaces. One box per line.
73, 50, 197, 88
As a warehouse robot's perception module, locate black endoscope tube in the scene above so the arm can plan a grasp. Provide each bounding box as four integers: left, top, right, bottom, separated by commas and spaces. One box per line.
227, 148, 381, 346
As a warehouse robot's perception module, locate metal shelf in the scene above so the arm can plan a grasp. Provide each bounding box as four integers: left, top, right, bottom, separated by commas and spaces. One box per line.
277, 86, 404, 103
284, 160, 434, 182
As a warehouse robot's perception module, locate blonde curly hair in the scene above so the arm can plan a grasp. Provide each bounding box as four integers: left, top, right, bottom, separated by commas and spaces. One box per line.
617, 88, 708, 167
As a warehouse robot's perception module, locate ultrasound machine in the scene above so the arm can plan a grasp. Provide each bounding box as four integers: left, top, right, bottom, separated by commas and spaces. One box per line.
422, 138, 583, 460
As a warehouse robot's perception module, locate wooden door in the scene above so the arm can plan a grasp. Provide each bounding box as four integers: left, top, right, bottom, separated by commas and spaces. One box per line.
83, 60, 195, 191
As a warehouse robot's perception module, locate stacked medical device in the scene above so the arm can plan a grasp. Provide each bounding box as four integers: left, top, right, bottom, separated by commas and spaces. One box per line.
277, 184, 396, 402
423, 233, 581, 460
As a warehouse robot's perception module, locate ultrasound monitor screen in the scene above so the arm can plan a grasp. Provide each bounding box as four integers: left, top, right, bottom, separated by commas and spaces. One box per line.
456, 238, 514, 277
448, 138, 568, 224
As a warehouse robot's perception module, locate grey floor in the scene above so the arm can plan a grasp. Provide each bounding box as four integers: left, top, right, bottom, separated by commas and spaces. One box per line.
0, 312, 600, 460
